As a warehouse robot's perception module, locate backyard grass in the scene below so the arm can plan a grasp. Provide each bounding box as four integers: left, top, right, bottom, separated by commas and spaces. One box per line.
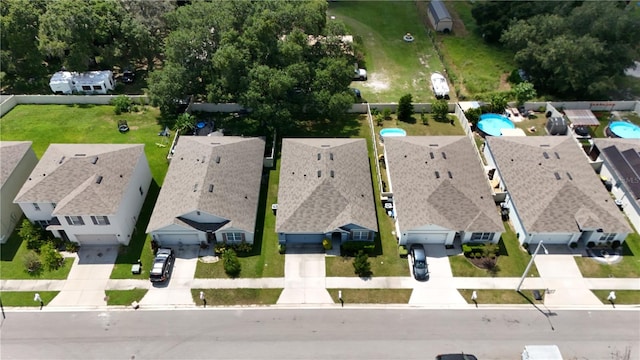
574, 233, 640, 278
458, 289, 542, 305
0, 230, 74, 279
327, 289, 412, 304
449, 221, 540, 277
104, 288, 148, 306
591, 290, 640, 305
0, 291, 59, 306
191, 288, 282, 306
328, 2, 445, 103
373, 115, 466, 136
513, 113, 549, 136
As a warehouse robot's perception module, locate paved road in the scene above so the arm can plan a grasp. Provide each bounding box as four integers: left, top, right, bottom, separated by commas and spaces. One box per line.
1, 308, 638, 359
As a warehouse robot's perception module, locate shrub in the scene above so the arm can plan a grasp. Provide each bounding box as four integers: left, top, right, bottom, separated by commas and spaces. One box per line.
111, 95, 132, 115
382, 108, 392, 120
278, 244, 286, 254
222, 249, 241, 278
432, 99, 449, 122
19, 220, 45, 253
64, 241, 80, 253
232, 241, 252, 254
569, 242, 578, 249
482, 243, 499, 258
397, 94, 414, 122
353, 250, 372, 277
462, 244, 473, 256
464, 107, 482, 123
322, 238, 332, 250
370, 107, 380, 116
23, 251, 42, 273
421, 111, 428, 125
398, 245, 408, 258
40, 242, 64, 271
376, 114, 384, 126
341, 241, 375, 256
587, 241, 595, 249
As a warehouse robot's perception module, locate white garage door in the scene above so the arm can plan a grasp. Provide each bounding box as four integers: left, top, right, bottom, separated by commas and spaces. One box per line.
406, 232, 448, 244
75, 234, 119, 245
157, 233, 200, 246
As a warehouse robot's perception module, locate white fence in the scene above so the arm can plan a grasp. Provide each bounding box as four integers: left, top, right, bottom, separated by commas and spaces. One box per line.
0, 94, 149, 117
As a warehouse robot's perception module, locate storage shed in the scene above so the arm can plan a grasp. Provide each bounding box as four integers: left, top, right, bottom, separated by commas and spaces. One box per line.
546, 116, 568, 136
427, 0, 453, 33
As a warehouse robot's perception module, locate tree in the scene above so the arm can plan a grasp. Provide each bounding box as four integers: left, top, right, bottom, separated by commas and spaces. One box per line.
512, 82, 536, 107
174, 113, 196, 134
488, 93, 508, 114
111, 95, 132, 115
19, 219, 44, 252
431, 99, 449, 122
222, 249, 241, 278
353, 250, 372, 277
23, 251, 42, 273
40, 242, 63, 271
397, 94, 414, 122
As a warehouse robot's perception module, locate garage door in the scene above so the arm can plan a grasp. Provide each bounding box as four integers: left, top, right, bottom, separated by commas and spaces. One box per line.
284, 233, 324, 244
406, 232, 448, 244
157, 233, 200, 246
75, 234, 119, 245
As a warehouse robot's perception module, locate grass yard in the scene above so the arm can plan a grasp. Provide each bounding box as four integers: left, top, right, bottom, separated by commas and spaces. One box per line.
104, 288, 148, 306
327, 289, 412, 304
512, 113, 549, 136
0, 230, 74, 279
591, 290, 640, 305
0, 291, 59, 306
574, 233, 640, 278
449, 221, 540, 277
191, 288, 282, 306
458, 289, 542, 305
328, 2, 445, 103
373, 115, 466, 136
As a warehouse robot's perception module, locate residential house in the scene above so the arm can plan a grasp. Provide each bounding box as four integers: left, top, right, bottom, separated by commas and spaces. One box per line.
147, 136, 266, 246
591, 138, 640, 233
276, 138, 378, 245
484, 136, 631, 247
383, 136, 503, 247
0, 141, 38, 243
14, 144, 152, 246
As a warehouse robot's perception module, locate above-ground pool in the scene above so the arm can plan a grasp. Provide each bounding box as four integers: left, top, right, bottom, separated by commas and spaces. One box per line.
380, 128, 407, 141
477, 114, 515, 136
608, 121, 640, 139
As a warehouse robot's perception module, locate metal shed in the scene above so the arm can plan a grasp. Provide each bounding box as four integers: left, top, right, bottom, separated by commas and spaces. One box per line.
427, 0, 453, 33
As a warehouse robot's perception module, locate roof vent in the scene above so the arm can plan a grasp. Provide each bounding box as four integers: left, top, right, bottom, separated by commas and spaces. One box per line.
554, 172, 561, 180
96, 175, 103, 184
442, 152, 447, 159
435, 171, 440, 179
215, 156, 221, 164
74, 153, 86, 156
566, 172, 573, 181
330, 170, 335, 178
208, 184, 214, 193
201, 156, 206, 163
448, 171, 453, 179
317, 170, 321, 178
317, 153, 321, 160
321, 144, 330, 147
91, 156, 98, 164
543, 152, 550, 159
429, 152, 434, 159
330, 153, 334, 160
554, 152, 560, 159
429, 144, 439, 147
193, 183, 198, 192
58, 156, 66, 164
540, 144, 550, 148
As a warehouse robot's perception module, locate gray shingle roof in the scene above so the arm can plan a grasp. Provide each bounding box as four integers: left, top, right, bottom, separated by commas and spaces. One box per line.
0, 141, 33, 187
276, 138, 378, 233
384, 136, 503, 233
486, 136, 631, 233
14, 144, 146, 215
146, 136, 266, 233
429, 0, 451, 22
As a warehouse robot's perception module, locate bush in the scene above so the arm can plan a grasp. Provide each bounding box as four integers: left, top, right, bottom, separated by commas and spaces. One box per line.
222, 249, 241, 278
397, 94, 414, 122
482, 243, 499, 258
398, 245, 408, 258
421, 111, 428, 125
40, 242, 64, 271
353, 250, 372, 277
19, 219, 44, 252
233, 241, 252, 254
64, 241, 80, 253
111, 95, 132, 115
382, 108, 392, 120
587, 241, 595, 249
322, 238, 332, 251
23, 251, 42, 273
569, 242, 578, 249
432, 99, 449, 122
341, 241, 375, 256
278, 243, 286, 254
464, 107, 482, 124
462, 244, 473, 256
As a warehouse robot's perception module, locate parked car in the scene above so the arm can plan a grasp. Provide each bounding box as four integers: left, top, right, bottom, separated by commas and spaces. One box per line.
351, 88, 362, 99
150, 248, 175, 283
436, 354, 478, 360
121, 70, 135, 84
410, 245, 428, 280
353, 68, 367, 81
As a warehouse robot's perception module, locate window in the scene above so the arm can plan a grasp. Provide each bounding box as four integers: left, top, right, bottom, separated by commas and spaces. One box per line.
471, 232, 493, 241
352, 230, 369, 241
92, 85, 102, 91
36, 220, 50, 228
33, 203, 40, 211
81, 85, 91, 91
91, 216, 110, 225
599, 233, 616, 241
65, 216, 85, 226
139, 186, 144, 196
225, 232, 243, 243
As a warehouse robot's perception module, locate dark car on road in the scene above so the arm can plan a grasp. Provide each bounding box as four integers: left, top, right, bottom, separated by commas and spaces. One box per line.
150, 248, 175, 283
121, 70, 135, 84
436, 354, 478, 360
410, 245, 428, 280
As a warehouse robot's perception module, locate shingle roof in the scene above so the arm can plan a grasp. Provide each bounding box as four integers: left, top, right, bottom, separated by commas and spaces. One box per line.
486, 136, 631, 233
0, 141, 33, 187
146, 136, 265, 233
276, 138, 378, 233
429, 0, 451, 22
592, 138, 640, 202
384, 136, 503, 233
14, 144, 146, 216
563, 109, 600, 127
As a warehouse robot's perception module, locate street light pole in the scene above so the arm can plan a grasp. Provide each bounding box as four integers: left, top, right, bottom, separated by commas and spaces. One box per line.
516, 240, 548, 292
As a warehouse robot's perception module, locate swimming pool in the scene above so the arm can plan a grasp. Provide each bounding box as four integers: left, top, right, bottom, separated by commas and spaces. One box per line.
380, 128, 407, 140
477, 114, 515, 136
608, 121, 640, 139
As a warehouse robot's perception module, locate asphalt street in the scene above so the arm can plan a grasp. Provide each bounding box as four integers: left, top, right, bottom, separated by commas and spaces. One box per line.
1, 308, 638, 360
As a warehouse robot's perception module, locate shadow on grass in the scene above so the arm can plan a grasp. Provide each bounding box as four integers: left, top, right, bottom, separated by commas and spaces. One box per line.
294, 114, 362, 138
0, 225, 24, 261
237, 170, 271, 259
620, 241, 635, 256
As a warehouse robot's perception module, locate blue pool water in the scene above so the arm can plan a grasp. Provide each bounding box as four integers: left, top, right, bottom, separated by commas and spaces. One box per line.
609, 121, 640, 139
380, 128, 407, 138
477, 114, 515, 136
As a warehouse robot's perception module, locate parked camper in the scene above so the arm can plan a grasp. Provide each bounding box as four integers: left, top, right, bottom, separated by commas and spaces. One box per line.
49, 70, 115, 94
522, 345, 563, 360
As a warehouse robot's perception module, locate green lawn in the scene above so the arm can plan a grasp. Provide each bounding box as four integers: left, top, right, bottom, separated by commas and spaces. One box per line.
104, 289, 148, 306
328, 2, 445, 103
591, 290, 640, 305
458, 289, 542, 305
374, 115, 466, 136
327, 289, 412, 304
0, 291, 59, 306
450, 221, 540, 277
574, 233, 640, 278
0, 230, 74, 279
191, 288, 282, 306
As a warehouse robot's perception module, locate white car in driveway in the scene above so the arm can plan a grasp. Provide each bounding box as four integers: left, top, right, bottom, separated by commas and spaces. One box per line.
431, 72, 449, 99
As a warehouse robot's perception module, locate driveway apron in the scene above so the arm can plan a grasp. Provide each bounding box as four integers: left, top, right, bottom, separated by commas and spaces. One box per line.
409, 245, 466, 306
534, 254, 602, 306
140, 246, 198, 306
277, 246, 333, 304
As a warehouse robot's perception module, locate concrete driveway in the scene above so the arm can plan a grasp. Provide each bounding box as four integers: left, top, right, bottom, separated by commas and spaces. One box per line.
139, 246, 199, 306
409, 245, 466, 306
277, 246, 333, 305
533, 253, 601, 306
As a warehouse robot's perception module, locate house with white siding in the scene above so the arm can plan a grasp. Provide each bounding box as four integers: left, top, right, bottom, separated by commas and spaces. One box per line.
484, 136, 631, 247
383, 136, 503, 247
0, 141, 38, 243
147, 136, 265, 246
14, 144, 152, 246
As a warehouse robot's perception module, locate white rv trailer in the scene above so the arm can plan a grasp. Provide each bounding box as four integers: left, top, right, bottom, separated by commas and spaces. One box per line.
49, 70, 115, 94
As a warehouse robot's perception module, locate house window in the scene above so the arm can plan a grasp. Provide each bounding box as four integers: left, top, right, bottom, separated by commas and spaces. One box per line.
91, 216, 110, 225
36, 220, 50, 228
352, 230, 369, 241
82, 85, 91, 91
65, 216, 85, 226
33, 203, 40, 211
92, 85, 102, 91
599, 233, 615, 242
225, 232, 243, 243
471, 232, 493, 241
139, 186, 144, 196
